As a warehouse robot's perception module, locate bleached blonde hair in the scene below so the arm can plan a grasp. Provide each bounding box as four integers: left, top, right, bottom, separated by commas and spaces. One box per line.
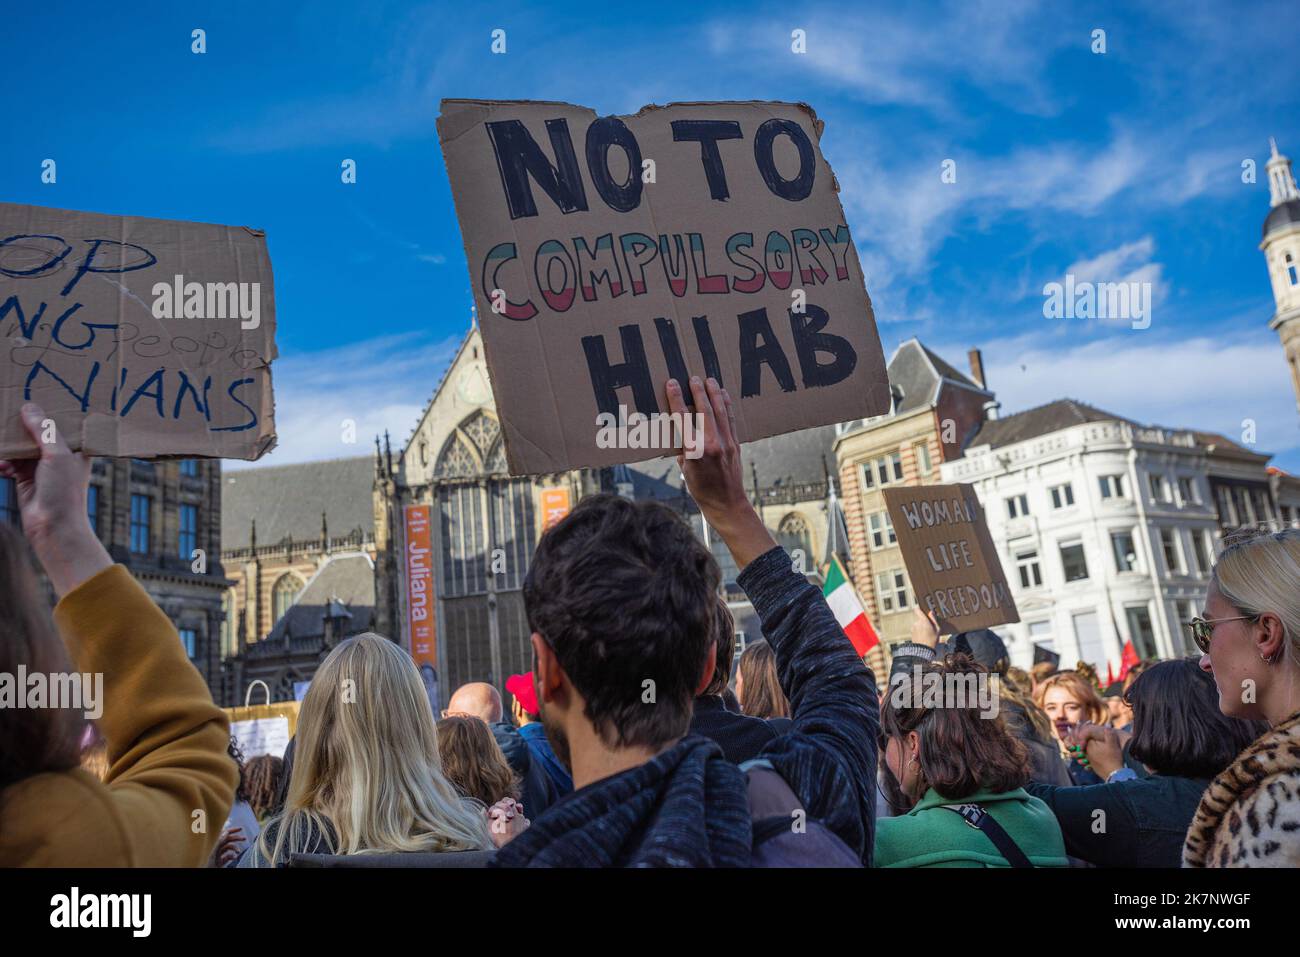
1212, 526, 1300, 668
256, 633, 493, 865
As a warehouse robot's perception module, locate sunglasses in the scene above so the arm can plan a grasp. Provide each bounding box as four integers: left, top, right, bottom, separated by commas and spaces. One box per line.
1186, 614, 1259, 654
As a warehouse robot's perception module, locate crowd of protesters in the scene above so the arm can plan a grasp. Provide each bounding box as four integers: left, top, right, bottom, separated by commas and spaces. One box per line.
2, 380, 1300, 868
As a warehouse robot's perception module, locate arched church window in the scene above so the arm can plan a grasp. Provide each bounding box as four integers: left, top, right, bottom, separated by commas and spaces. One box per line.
1287, 251, 1298, 286
462, 411, 501, 459
272, 573, 304, 624
436, 433, 480, 478
485, 439, 508, 474
776, 513, 812, 562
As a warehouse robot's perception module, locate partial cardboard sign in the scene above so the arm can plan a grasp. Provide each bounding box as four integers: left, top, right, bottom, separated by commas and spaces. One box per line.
437, 99, 890, 475
0, 203, 277, 459
224, 700, 299, 759
883, 483, 1020, 634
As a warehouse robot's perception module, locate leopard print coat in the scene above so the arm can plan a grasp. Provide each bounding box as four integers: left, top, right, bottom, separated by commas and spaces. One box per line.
1183, 710, 1300, 867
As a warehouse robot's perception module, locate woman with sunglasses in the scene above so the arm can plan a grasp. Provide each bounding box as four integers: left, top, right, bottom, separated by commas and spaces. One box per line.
1183, 526, 1300, 867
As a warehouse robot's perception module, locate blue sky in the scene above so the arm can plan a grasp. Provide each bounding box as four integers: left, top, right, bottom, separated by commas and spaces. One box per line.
3, 0, 1298, 469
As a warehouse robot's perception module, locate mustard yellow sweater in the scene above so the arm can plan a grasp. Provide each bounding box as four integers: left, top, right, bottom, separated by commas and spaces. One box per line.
0, 565, 237, 866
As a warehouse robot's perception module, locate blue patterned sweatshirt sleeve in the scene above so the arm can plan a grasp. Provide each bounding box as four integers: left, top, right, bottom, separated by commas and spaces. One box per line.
737, 545, 879, 863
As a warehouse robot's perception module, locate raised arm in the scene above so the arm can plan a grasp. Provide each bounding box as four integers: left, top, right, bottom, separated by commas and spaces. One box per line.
1, 403, 237, 866
665, 377, 878, 860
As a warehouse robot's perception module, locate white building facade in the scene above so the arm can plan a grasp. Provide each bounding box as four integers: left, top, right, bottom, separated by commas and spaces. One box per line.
941, 401, 1218, 671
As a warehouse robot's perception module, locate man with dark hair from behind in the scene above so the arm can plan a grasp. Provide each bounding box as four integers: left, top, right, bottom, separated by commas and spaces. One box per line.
491, 376, 877, 867
690, 601, 792, 765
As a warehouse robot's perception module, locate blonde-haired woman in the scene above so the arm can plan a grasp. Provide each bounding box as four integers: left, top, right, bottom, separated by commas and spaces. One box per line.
1185, 527, 1300, 867
240, 634, 525, 866
1034, 671, 1107, 786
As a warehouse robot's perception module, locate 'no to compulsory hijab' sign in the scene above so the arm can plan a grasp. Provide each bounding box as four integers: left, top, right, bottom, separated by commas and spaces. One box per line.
437, 99, 890, 475
0, 202, 277, 460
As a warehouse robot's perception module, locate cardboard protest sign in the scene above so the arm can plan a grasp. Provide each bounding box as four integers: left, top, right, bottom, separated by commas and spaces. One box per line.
0, 203, 277, 460
437, 99, 889, 474
883, 483, 1020, 633
225, 692, 299, 759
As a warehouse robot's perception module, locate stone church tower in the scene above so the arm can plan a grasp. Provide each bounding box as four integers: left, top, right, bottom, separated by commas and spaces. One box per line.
1263, 138, 1300, 413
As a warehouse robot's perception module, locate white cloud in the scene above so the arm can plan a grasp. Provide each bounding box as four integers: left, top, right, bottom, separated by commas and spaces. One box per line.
225, 330, 463, 471
708, 1, 1068, 116
927, 329, 1299, 460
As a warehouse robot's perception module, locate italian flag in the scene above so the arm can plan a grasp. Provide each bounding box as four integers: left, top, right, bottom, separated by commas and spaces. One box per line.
823, 556, 879, 656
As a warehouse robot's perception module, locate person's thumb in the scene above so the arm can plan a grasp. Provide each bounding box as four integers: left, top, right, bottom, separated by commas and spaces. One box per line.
20, 403, 66, 455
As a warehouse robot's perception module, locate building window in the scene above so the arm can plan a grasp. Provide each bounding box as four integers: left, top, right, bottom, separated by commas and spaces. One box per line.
916, 442, 932, 476
1177, 477, 1197, 506
1148, 473, 1171, 503
776, 513, 812, 560
1235, 488, 1255, 524
1288, 251, 1298, 286
1111, 530, 1137, 572
1160, 528, 1182, 574
1028, 620, 1055, 654
868, 511, 896, 549
1049, 483, 1074, 509
2, 476, 19, 525
178, 504, 198, 559
179, 628, 197, 659
875, 569, 909, 613
1125, 606, 1157, 659
1216, 486, 1236, 525
1015, 550, 1043, 588
87, 485, 99, 536
1060, 542, 1089, 582
1098, 475, 1127, 500
272, 573, 304, 623
179, 458, 199, 477
711, 536, 741, 588
1005, 494, 1029, 519
130, 494, 151, 554
1191, 529, 1211, 575
863, 451, 905, 490
1178, 601, 1200, 655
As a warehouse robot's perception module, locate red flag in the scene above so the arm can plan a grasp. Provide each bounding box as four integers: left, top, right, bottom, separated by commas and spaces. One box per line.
1106, 661, 1115, 687
1118, 640, 1139, 680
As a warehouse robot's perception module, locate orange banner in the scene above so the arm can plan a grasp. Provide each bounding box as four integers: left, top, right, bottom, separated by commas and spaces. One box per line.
540, 487, 571, 530
404, 504, 436, 672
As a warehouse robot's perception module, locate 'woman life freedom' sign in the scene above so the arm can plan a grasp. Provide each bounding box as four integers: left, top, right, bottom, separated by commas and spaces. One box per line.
437, 99, 890, 475
883, 483, 1021, 634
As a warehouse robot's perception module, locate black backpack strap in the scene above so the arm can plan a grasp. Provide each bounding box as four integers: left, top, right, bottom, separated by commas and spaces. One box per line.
941, 804, 1034, 868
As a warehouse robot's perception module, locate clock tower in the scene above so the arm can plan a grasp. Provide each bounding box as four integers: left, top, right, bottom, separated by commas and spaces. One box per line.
1262, 138, 1300, 414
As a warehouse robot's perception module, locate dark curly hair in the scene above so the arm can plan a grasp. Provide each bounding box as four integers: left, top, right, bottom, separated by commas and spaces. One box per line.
523, 494, 720, 750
